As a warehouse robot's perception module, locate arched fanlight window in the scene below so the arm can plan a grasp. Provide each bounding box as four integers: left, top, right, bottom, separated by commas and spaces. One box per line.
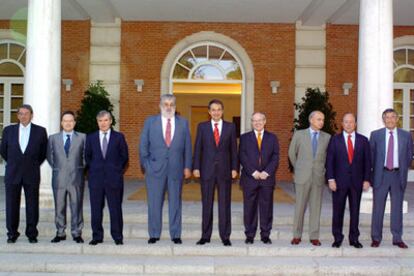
394, 47, 414, 83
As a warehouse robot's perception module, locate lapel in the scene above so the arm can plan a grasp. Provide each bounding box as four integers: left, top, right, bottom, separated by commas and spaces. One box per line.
170, 116, 179, 148
379, 128, 387, 163
249, 131, 260, 154
207, 121, 216, 147
397, 128, 404, 164
338, 133, 349, 160
219, 121, 227, 147
14, 124, 23, 154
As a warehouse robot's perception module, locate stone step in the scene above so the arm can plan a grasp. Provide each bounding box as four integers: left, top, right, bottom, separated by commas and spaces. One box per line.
0, 252, 413, 275
1, 222, 414, 241
1, 238, 413, 258
1, 206, 412, 227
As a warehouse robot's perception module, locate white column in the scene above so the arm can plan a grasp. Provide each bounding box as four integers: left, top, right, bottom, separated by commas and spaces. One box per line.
357, 0, 407, 214
357, 0, 393, 136
24, 0, 61, 208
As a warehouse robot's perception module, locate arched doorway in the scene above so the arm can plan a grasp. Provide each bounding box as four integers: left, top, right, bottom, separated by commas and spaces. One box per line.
171, 42, 243, 144
161, 31, 254, 137
0, 40, 26, 175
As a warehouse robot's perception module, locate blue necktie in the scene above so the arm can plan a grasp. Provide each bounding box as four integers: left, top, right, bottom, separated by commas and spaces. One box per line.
312, 131, 318, 158
64, 134, 71, 157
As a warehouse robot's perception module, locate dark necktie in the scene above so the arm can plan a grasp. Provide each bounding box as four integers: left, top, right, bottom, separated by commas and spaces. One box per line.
386, 131, 394, 170
312, 131, 318, 158
64, 134, 71, 157
214, 123, 220, 146
102, 132, 108, 158
347, 134, 354, 164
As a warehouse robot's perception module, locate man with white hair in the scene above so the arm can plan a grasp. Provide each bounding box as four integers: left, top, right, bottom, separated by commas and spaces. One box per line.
140, 94, 192, 244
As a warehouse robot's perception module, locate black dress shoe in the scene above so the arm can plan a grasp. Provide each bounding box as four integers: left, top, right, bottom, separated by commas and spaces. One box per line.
28, 237, 38, 243
51, 235, 66, 243
89, 239, 103, 245
350, 241, 363, 248
148, 237, 160, 244
245, 238, 254, 244
73, 236, 84, 243
222, 239, 232, 246
114, 240, 123, 245
393, 241, 408, 249
332, 241, 342, 248
172, 238, 182, 244
196, 238, 210, 245
261, 237, 272, 244
7, 233, 20, 244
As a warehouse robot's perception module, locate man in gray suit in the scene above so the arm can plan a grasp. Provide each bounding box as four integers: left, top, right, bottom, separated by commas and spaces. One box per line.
370, 108, 413, 249
140, 94, 192, 244
47, 111, 86, 243
288, 110, 331, 246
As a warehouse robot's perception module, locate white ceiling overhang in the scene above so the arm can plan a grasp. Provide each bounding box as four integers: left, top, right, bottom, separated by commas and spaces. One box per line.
0, 0, 413, 26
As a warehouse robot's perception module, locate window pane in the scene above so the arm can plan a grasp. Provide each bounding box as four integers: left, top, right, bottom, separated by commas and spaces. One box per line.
410, 117, 414, 128
0, 83, 3, 95
0, 62, 23, 77
172, 64, 190, 79
394, 102, 403, 115
178, 51, 195, 68
11, 97, 23, 109
0, 111, 3, 121
191, 46, 207, 63
408, 49, 414, 66
10, 111, 18, 123
0, 44, 6, 60
226, 66, 242, 80
192, 65, 224, 81
394, 68, 414, 83
9, 44, 24, 61
397, 118, 403, 128
209, 46, 224, 61
11, 83, 23, 96
394, 49, 406, 66
0, 97, 3, 108
394, 89, 403, 101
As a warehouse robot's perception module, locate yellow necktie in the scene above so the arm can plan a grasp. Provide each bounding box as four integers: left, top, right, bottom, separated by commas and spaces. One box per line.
257, 132, 262, 150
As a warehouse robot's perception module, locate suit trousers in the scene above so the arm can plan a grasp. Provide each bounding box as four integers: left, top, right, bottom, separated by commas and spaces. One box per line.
201, 175, 232, 241
292, 177, 324, 239
89, 185, 123, 241
5, 180, 39, 239
145, 174, 183, 239
243, 183, 274, 239
331, 185, 362, 243
371, 170, 405, 243
52, 185, 84, 238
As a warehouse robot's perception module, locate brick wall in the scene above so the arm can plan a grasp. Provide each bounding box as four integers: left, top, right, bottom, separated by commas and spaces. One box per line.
120, 21, 296, 180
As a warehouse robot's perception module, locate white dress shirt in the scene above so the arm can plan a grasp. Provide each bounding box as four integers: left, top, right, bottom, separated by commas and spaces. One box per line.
99, 129, 111, 150
211, 119, 223, 135
62, 131, 74, 143
384, 127, 399, 168
343, 131, 355, 150
19, 123, 31, 153
161, 116, 175, 140
254, 129, 264, 140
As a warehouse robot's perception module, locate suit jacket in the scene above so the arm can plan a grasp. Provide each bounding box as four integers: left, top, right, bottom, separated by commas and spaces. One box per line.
139, 115, 192, 180
370, 127, 413, 189
326, 132, 371, 190
193, 120, 239, 181
47, 131, 86, 189
0, 123, 48, 186
85, 130, 129, 189
288, 128, 331, 185
239, 130, 279, 187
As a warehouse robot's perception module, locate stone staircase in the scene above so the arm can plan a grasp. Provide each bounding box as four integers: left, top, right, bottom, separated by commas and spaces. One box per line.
1, 202, 414, 275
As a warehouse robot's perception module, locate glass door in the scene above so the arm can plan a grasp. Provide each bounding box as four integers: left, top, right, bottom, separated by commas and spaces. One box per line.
393, 83, 414, 181
0, 77, 24, 175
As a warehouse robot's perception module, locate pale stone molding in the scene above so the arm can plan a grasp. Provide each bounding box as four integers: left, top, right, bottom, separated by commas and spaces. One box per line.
160, 31, 254, 133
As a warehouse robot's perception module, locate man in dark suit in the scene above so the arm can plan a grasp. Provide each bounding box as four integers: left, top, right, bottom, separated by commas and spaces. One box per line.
140, 94, 192, 244
370, 108, 413, 249
47, 111, 86, 243
193, 99, 238, 246
326, 113, 371, 248
239, 112, 279, 245
85, 110, 129, 246
0, 104, 48, 243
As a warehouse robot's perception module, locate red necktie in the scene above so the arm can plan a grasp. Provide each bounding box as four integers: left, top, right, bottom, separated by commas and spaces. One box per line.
165, 118, 171, 147
347, 134, 353, 164
214, 123, 220, 146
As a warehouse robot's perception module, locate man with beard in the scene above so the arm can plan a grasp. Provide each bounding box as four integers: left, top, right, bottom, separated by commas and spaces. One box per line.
140, 94, 192, 244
